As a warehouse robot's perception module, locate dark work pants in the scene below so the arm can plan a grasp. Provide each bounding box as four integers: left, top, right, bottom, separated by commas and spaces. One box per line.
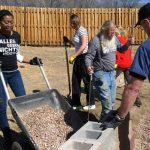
71, 54, 95, 106
116, 68, 131, 84
116, 68, 140, 99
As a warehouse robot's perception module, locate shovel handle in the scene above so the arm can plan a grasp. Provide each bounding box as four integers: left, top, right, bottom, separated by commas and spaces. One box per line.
65, 45, 71, 97
88, 75, 93, 121
37, 58, 52, 90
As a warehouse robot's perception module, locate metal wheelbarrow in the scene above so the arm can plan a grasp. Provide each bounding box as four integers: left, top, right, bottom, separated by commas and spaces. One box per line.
0, 59, 83, 150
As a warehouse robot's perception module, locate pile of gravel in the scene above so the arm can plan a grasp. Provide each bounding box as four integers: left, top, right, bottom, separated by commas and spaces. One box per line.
135, 113, 150, 150
21, 106, 73, 150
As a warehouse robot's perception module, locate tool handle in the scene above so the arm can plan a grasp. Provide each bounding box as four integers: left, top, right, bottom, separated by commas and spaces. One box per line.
37, 58, 52, 90
65, 46, 71, 97
0, 62, 10, 100
88, 75, 93, 121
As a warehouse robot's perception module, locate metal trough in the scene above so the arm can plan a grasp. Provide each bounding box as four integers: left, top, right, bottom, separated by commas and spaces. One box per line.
8, 89, 83, 150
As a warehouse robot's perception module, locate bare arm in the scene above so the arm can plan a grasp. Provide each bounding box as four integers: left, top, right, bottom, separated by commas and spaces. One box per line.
22, 56, 30, 64
117, 37, 134, 52
85, 36, 98, 75
74, 34, 86, 57
17, 53, 30, 64
118, 76, 144, 118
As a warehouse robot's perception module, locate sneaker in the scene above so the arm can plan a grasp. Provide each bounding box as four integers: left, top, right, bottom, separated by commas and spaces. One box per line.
83, 105, 96, 110
100, 115, 125, 130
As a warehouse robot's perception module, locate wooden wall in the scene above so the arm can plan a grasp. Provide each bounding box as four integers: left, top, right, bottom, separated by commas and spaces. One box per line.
0, 6, 147, 46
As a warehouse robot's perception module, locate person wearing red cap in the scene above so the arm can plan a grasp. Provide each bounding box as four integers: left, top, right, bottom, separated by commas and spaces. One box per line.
101, 3, 150, 128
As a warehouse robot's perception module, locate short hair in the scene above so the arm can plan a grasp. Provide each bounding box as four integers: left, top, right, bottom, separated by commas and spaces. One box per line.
0, 9, 14, 22
70, 14, 80, 26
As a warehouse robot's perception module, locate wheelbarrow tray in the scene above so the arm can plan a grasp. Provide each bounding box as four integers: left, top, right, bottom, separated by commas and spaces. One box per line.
8, 89, 83, 150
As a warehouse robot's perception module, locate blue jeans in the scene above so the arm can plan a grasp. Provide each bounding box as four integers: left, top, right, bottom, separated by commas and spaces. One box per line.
0, 70, 26, 129
93, 70, 116, 117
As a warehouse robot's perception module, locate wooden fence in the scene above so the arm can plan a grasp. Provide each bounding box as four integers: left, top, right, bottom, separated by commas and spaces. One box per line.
0, 6, 147, 46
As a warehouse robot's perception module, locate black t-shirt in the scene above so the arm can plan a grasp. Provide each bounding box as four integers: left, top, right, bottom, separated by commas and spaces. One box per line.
0, 31, 21, 71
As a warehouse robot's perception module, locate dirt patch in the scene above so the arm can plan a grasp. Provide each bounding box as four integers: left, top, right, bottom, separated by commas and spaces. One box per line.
135, 114, 150, 150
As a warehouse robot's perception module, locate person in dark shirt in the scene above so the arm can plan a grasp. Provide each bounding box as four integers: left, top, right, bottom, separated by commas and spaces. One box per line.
0, 9, 42, 150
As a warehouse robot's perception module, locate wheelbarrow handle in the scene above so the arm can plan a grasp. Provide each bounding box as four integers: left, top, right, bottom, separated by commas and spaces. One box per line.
36, 58, 52, 90
0, 62, 10, 100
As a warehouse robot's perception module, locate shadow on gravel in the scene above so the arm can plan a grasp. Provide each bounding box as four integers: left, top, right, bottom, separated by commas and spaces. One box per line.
74, 110, 99, 124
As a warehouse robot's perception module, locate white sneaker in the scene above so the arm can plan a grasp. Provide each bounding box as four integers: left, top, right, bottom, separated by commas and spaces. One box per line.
72, 106, 82, 110
83, 105, 96, 110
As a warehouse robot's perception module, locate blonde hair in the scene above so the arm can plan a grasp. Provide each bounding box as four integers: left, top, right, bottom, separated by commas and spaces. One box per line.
115, 26, 127, 38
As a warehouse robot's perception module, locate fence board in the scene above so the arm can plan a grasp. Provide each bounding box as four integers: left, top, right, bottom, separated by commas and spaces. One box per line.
0, 6, 147, 45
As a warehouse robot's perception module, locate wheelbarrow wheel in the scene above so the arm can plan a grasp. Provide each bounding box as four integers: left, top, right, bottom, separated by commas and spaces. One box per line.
11, 141, 23, 150
11, 135, 34, 150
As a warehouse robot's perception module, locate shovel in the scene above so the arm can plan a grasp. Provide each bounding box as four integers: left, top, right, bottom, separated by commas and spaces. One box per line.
63, 37, 72, 100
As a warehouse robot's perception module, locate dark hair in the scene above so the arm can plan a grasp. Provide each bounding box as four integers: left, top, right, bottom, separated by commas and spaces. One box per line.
70, 14, 80, 26
135, 3, 150, 27
0, 9, 14, 22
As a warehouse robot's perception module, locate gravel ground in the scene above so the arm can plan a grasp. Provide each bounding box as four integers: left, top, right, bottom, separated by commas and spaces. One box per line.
135, 114, 150, 150
21, 106, 73, 150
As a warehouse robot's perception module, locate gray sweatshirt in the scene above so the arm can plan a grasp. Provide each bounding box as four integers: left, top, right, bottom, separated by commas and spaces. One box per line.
85, 35, 129, 72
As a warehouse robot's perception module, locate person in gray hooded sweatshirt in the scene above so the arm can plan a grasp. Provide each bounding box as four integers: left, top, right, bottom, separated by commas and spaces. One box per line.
85, 20, 133, 122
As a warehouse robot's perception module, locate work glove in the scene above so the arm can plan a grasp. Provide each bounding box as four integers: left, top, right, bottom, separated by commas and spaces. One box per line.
114, 64, 118, 69
63, 36, 69, 44
99, 113, 124, 130
30, 57, 43, 65
69, 55, 76, 64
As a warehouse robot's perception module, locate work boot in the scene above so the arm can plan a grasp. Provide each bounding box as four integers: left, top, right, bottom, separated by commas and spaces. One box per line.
134, 97, 142, 107
2, 127, 13, 150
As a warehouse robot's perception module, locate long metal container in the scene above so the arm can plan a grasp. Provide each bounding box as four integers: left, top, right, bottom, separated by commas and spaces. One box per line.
8, 89, 83, 150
